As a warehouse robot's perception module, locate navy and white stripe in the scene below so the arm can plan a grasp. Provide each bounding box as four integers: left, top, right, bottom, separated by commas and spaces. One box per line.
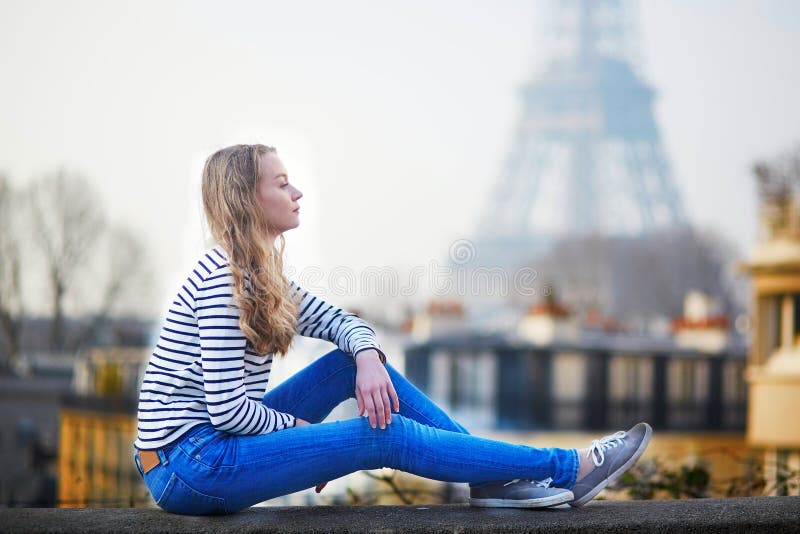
134, 244, 384, 450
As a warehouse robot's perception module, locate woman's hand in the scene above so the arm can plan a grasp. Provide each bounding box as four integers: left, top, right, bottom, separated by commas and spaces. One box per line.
294, 418, 328, 493
355, 349, 400, 429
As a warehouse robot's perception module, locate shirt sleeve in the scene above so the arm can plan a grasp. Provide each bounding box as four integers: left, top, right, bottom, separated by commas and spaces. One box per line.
197, 269, 296, 434
289, 279, 386, 361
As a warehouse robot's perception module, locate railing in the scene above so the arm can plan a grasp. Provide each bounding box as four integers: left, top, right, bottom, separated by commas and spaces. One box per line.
404, 335, 748, 432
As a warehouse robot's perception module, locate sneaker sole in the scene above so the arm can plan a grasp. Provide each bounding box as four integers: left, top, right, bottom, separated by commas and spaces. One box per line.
569, 423, 653, 508
470, 491, 574, 509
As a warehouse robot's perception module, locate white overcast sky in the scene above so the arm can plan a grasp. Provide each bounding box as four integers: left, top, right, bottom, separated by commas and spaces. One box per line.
1, 0, 799, 315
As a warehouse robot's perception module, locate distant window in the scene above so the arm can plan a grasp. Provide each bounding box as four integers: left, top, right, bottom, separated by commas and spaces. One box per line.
723, 361, 747, 403
766, 295, 781, 354
668, 359, 708, 403
609, 356, 652, 402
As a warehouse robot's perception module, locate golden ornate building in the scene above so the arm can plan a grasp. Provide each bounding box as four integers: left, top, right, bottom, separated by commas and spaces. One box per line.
741, 194, 800, 496
58, 347, 149, 507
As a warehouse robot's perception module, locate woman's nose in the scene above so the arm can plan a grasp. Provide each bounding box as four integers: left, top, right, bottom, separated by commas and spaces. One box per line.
292, 186, 303, 201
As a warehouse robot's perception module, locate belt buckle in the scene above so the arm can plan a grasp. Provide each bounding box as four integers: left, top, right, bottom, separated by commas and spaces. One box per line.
138, 449, 161, 474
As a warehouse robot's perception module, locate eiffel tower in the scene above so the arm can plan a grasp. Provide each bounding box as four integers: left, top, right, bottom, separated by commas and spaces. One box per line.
470, 0, 688, 270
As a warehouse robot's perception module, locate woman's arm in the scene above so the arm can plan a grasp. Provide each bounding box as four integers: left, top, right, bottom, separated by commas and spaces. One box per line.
289, 279, 387, 362
197, 268, 297, 434
289, 280, 399, 429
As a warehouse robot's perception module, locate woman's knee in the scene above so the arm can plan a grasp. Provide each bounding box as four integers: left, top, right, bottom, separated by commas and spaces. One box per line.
366, 414, 437, 469
315, 349, 357, 381
320, 348, 356, 368
381, 414, 423, 441
359, 413, 417, 441
317, 349, 358, 398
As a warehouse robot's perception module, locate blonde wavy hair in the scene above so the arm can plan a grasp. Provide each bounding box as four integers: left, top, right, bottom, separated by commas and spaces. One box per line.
201, 144, 298, 357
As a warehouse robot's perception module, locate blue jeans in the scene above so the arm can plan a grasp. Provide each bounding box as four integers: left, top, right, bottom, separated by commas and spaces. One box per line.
134, 348, 579, 514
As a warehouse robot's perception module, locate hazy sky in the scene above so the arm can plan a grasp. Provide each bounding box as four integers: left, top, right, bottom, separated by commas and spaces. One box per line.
1, 0, 799, 315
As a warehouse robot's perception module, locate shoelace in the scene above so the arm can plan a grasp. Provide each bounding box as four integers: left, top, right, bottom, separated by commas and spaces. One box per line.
502, 477, 553, 488
586, 430, 627, 467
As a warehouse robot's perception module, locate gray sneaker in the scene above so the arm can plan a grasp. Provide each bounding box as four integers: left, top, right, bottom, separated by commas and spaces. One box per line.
569, 422, 653, 507
470, 477, 574, 508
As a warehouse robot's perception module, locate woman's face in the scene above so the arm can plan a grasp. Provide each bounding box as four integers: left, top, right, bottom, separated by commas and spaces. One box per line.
256, 152, 303, 236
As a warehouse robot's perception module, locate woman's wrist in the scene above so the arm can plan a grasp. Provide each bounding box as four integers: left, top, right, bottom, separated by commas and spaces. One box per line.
354, 348, 386, 365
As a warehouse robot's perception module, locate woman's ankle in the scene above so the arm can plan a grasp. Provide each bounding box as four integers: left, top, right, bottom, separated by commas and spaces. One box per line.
575, 447, 594, 481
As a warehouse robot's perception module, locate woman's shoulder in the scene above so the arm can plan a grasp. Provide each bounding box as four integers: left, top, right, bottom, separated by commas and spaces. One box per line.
192, 244, 232, 283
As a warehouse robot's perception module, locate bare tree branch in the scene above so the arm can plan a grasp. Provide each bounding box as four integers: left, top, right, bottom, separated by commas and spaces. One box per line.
77, 224, 148, 348
753, 144, 800, 203
27, 169, 104, 351
0, 174, 25, 373
535, 228, 744, 330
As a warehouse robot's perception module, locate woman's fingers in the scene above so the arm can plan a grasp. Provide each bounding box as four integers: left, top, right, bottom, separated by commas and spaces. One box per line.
371, 390, 386, 428
388, 381, 400, 412
381, 387, 392, 424
355, 362, 401, 429
362, 389, 377, 428
355, 388, 365, 416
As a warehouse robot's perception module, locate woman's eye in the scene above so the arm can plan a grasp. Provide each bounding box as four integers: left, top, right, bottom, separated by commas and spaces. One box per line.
281, 182, 289, 188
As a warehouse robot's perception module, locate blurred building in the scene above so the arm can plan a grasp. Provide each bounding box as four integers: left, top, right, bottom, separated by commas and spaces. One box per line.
741, 195, 800, 496
58, 347, 149, 507
672, 291, 730, 353
409, 299, 466, 342
582, 307, 624, 335
517, 299, 578, 345
0, 373, 69, 506
405, 333, 747, 434
0, 315, 155, 507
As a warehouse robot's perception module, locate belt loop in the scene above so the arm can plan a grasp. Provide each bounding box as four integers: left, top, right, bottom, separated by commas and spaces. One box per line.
157, 448, 170, 467
133, 452, 144, 478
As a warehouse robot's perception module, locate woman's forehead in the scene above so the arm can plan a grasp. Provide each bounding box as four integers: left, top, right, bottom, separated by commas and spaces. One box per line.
259, 152, 287, 179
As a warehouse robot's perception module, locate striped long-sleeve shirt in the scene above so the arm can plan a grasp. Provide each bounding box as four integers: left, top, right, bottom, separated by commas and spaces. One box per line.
134, 244, 384, 450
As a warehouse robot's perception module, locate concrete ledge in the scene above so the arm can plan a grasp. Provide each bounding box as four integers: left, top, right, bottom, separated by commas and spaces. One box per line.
2, 497, 799, 533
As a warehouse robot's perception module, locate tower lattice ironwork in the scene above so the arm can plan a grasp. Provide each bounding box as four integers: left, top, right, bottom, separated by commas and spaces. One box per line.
473, 0, 687, 269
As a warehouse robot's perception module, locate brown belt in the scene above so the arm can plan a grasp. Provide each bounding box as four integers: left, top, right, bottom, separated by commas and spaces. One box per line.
138, 449, 161, 474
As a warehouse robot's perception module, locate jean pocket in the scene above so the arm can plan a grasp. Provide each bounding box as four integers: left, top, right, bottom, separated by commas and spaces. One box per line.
155, 471, 228, 515
183, 433, 237, 468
